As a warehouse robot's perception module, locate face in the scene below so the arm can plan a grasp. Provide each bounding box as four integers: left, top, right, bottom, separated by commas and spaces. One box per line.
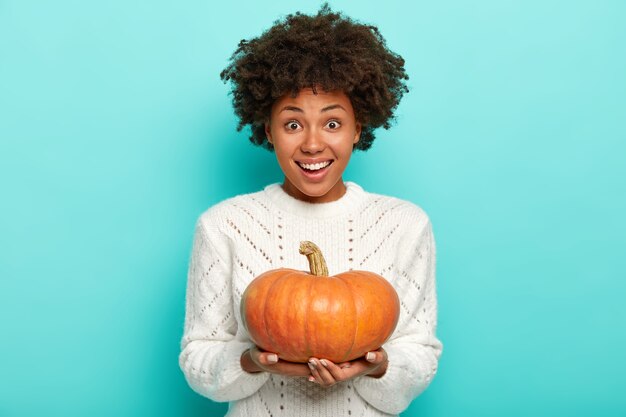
265, 88, 361, 204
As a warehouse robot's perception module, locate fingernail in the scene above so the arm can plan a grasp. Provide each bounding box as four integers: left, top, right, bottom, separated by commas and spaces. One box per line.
308, 376, 315, 382
308, 362, 315, 370
320, 359, 328, 367
366, 352, 375, 362
308, 358, 316, 367
267, 354, 278, 363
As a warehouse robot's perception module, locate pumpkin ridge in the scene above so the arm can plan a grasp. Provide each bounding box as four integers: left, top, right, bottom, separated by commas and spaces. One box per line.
338, 275, 358, 363
303, 273, 314, 360
241, 271, 276, 350
262, 272, 291, 357
285, 270, 309, 361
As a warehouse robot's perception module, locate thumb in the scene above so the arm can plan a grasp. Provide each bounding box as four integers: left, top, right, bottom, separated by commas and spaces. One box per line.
250, 346, 279, 365
262, 352, 279, 365
365, 351, 383, 364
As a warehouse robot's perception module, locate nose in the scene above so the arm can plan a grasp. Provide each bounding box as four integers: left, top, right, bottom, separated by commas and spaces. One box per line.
301, 127, 325, 153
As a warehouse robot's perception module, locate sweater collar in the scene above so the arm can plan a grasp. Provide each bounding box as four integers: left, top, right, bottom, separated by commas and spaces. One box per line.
263, 181, 367, 219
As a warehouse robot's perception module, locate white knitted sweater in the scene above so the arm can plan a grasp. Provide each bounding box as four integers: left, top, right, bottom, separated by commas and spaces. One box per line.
179, 181, 443, 417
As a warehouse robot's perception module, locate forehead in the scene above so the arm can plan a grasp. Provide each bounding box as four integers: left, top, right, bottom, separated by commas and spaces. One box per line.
272, 88, 353, 112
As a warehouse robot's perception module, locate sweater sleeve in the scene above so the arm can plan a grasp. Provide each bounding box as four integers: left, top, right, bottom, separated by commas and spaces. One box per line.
178, 216, 269, 402
352, 216, 443, 415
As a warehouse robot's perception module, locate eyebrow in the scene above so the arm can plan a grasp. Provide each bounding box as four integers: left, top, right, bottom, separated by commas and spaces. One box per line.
279, 104, 347, 113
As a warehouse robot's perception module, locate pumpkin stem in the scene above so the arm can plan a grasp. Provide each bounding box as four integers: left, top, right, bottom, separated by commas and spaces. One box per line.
299, 241, 329, 276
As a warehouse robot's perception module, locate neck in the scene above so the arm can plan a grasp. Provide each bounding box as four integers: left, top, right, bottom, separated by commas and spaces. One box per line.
281, 178, 347, 204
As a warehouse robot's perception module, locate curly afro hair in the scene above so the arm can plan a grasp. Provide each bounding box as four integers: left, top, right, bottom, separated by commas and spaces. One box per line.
220, 3, 409, 152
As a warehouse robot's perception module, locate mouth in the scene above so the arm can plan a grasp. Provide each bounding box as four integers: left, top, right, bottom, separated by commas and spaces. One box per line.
295, 160, 334, 179
296, 160, 334, 172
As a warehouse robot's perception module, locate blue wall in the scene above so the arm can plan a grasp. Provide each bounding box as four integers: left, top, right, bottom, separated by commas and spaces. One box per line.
1, 1, 625, 416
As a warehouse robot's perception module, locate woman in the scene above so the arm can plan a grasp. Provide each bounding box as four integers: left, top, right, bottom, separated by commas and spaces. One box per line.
179, 4, 443, 416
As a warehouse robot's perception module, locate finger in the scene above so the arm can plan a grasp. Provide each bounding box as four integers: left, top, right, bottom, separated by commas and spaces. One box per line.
262, 352, 279, 365
249, 346, 264, 361
336, 358, 380, 379
319, 359, 346, 380
338, 361, 352, 369
251, 347, 279, 366
248, 345, 261, 358
308, 358, 335, 385
335, 363, 364, 380
363, 349, 388, 377
250, 347, 311, 376
273, 361, 312, 377
365, 349, 386, 364
308, 359, 323, 383
314, 359, 339, 385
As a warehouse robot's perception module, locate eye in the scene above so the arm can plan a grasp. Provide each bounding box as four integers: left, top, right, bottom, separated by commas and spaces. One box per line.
284, 120, 302, 131
325, 119, 341, 130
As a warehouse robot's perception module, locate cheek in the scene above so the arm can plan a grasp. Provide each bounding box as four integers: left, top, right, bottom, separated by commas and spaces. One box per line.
274, 135, 301, 154
274, 145, 296, 166
333, 136, 358, 155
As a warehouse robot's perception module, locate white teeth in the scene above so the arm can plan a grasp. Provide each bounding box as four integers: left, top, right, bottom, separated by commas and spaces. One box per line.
298, 161, 331, 171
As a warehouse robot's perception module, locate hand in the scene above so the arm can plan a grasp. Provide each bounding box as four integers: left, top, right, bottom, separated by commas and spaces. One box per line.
307, 348, 389, 388
241, 346, 311, 377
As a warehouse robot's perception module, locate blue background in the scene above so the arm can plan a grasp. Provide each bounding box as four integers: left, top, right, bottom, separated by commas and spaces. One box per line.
1, 1, 625, 416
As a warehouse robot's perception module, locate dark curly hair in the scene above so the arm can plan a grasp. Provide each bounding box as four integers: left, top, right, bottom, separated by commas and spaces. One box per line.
220, 3, 409, 152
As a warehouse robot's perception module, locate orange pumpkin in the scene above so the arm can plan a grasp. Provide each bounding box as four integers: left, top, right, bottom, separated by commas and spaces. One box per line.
240, 241, 400, 363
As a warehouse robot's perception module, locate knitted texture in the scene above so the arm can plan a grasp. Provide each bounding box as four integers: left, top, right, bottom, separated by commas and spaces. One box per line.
179, 181, 443, 417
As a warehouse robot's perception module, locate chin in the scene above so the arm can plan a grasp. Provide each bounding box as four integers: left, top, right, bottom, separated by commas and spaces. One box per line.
289, 181, 328, 196
297, 186, 328, 197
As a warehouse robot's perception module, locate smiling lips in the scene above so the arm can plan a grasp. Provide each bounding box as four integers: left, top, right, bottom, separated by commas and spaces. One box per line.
297, 160, 333, 171
295, 159, 334, 180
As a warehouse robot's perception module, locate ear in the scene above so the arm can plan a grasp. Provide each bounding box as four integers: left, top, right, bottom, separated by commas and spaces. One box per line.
354, 122, 362, 144
265, 122, 273, 144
